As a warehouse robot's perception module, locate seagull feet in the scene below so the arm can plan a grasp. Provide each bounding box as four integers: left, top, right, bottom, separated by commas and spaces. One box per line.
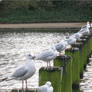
22, 81, 24, 91
47, 61, 52, 70
21, 80, 29, 91
59, 53, 62, 56
25, 80, 28, 90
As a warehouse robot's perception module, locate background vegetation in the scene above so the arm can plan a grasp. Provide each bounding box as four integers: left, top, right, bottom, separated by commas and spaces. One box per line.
0, 0, 92, 23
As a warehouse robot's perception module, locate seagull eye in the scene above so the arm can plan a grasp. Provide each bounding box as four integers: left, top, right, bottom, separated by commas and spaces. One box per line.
28, 54, 31, 56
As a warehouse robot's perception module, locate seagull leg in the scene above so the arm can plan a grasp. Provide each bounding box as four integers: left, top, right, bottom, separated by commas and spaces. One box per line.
22, 80, 24, 90
59, 52, 62, 56
47, 62, 49, 69
25, 80, 28, 90
48, 61, 50, 67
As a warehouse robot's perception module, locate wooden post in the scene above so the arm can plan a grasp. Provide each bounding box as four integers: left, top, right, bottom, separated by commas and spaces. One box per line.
72, 42, 84, 78
11, 89, 37, 92
88, 35, 92, 55
39, 67, 63, 92
65, 47, 80, 89
87, 33, 92, 56
54, 56, 72, 92
78, 36, 90, 68
78, 38, 88, 67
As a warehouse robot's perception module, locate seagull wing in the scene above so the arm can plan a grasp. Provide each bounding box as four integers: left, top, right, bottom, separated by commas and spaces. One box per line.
36, 50, 53, 60
11, 66, 28, 79
55, 43, 63, 50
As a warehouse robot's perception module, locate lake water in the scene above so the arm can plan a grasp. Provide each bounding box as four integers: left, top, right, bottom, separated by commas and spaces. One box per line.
80, 60, 92, 92
0, 32, 92, 92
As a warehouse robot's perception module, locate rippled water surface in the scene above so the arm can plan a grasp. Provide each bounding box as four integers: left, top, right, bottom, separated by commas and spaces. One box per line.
0, 32, 66, 89
80, 60, 92, 92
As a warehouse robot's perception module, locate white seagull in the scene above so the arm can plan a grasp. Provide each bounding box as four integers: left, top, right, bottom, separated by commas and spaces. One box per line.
79, 26, 90, 35
37, 81, 53, 92
54, 40, 69, 53
71, 32, 83, 40
65, 36, 77, 45
79, 22, 90, 36
0, 54, 36, 90
87, 21, 90, 29
34, 47, 59, 67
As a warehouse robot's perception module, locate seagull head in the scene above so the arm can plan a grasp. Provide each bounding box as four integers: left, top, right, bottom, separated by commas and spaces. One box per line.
45, 81, 51, 87
87, 21, 90, 28
27, 54, 35, 60
65, 32, 70, 39
51, 46, 57, 51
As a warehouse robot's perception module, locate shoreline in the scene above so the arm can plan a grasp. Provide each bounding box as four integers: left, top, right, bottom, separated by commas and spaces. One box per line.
0, 23, 85, 29
0, 23, 86, 32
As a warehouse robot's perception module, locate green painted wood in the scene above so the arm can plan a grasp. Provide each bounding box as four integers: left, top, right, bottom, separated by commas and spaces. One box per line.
54, 56, 72, 92
88, 35, 92, 54
87, 33, 92, 63
72, 42, 84, 78
78, 36, 90, 67
39, 67, 62, 92
81, 38, 87, 66
65, 48, 80, 88
89, 34, 92, 54
72, 34, 92, 78
86, 35, 91, 57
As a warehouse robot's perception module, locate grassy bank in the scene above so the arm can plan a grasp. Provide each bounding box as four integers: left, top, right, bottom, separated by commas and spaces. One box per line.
0, 1, 92, 23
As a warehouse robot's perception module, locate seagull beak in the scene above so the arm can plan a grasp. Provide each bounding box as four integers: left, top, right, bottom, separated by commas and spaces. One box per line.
32, 56, 35, 59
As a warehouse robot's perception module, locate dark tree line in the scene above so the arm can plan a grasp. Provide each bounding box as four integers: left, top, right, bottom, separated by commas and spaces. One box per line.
0, 0, 92, 10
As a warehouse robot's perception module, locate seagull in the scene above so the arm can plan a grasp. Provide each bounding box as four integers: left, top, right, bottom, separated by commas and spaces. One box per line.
0, 54, 36, 90
54, 40, 69, 53
37, 81, 53, 92
65, 32, 70, 39
87, 21, 90, 29
79, 22, 90, 36
65, 36, 77, 45
79, 26, 90, 35
71, 32, 83, 40
47, 86, 53, 92
34, 47, 59, 67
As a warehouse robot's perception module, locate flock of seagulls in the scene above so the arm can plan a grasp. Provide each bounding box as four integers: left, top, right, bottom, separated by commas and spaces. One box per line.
0, 22, 91, 92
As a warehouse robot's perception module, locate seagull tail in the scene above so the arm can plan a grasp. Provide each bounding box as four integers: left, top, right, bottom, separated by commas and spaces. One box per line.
0, 77, 8, 82
0, 77, 13, 82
